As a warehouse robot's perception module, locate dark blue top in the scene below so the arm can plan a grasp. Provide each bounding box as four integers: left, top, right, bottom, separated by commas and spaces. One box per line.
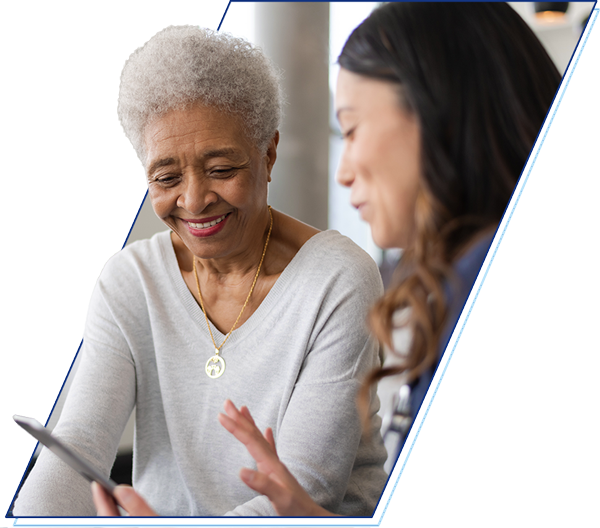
402, 233, 494, 444
384, 233, 493, 466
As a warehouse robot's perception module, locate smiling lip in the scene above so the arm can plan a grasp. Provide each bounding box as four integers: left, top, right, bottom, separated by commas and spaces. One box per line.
352, 202, 369, 221
181, 213, 231, 238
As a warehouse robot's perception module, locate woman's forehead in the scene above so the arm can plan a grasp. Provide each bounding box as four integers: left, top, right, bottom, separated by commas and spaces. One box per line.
335, 70, 402, 119
143, 106, 255, 165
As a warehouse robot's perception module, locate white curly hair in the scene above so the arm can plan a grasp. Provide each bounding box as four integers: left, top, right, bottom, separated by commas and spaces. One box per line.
118, 25, 284, 165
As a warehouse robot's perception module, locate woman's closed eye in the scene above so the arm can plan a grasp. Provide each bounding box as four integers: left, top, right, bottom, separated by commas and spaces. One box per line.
208, 167, 237, 178
151, 173, 181, 186
340, 127, 356, 140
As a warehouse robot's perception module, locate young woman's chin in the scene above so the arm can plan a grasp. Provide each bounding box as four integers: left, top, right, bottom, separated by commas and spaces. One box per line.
370, 227, 403, 251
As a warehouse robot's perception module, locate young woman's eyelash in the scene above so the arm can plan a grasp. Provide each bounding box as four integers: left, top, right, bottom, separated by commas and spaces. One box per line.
341, 127, 356, 139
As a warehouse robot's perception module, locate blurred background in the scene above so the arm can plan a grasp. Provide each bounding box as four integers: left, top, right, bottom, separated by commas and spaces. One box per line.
128, 1, 595, 292
20, 1, 595, 489
129, 1, 595, 262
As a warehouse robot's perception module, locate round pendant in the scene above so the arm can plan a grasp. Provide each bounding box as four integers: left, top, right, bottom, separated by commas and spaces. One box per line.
205, 355, 225, 379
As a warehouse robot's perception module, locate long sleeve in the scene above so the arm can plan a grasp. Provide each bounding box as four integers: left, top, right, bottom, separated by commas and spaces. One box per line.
13, 276, 136, 516
13, 229, 388, 517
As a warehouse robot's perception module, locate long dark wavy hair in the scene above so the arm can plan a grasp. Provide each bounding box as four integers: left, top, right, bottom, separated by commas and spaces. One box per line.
339, 3, 561, 406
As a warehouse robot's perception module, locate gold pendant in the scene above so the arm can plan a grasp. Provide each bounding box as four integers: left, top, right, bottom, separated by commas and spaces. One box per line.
206, 352, 225, 379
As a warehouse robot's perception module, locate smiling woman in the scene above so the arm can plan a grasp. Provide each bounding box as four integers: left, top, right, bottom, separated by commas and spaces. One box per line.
144, 106, 275, 269
12, 26, 387, 517
335, 70, 421, 250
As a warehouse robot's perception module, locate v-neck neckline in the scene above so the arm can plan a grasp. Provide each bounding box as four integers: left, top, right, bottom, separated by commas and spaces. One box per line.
158, 229, 332, 349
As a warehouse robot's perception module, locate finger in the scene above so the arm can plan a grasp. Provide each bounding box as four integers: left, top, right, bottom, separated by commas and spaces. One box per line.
239, 468, 290, 511
220, 415, 276, 467
240, 405, 257, 426
223, 399, 243, 419
219, 401, 285, 475
218, 403, 253, 436
264, 427, 277, 455
222, 400, 252, 430
91, 481, 120, 516
113, 485, 157, 516
239, 468, 331, 517
219, 404, 274, 460
217, 412, 237, 434
222, 400, 260, 435
224, 401, 258, 430
217, 410, 258, 444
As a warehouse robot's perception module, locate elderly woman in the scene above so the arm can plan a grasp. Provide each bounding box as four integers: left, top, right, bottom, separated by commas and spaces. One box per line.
13, 26, 387, 517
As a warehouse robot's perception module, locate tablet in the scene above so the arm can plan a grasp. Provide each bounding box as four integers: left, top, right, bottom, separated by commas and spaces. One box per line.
13, 415, 117, 495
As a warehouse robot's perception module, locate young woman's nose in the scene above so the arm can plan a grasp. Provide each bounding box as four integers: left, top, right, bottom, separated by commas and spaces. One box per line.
336, 148, 355, 188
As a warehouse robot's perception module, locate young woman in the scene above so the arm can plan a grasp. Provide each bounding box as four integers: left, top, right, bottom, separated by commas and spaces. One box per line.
93, 2, 561, 516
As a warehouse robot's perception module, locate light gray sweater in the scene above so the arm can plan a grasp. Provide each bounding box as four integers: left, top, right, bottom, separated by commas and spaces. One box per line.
14, 230, 388, 517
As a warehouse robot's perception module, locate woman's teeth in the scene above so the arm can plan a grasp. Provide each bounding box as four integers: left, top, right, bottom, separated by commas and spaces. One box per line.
188, 214, 227, 229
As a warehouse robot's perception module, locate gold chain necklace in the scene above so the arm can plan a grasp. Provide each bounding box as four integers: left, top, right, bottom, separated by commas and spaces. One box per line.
193, 206, 273, 379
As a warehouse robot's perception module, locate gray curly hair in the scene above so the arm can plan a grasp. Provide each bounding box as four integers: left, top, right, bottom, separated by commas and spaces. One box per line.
118, 25, 284, 165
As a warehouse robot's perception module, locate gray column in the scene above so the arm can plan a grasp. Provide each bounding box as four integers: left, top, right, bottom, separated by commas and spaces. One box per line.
255, 2, 330, 230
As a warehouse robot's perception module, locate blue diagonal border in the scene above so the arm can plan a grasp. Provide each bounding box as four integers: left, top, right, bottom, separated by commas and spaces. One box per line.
12, 5, 599, 528
377, 6, 600, 525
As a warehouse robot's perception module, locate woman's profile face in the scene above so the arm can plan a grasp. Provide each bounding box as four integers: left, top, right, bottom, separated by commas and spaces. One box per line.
335, 68, 422, 249
143, 105, 276, 261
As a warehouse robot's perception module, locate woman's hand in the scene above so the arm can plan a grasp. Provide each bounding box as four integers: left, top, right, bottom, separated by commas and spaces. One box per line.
91, 481, 157, 516
218, 399, 336, 517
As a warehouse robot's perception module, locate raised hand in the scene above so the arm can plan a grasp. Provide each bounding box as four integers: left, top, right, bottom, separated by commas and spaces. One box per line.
218, 399, 336, 517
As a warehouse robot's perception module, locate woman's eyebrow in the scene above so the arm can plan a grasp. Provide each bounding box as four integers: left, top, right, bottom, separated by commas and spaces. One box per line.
147, 149, 243, 176
147, 157, 177, 176
336, 106, 354, 120
202, 147, 239, 160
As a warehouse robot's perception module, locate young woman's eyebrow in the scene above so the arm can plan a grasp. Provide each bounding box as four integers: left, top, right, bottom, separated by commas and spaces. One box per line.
336, 107, 354, 120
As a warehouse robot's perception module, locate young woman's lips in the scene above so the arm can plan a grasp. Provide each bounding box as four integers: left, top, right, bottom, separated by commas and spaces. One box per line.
182, 213, 230, 238
353, 202, 367, 220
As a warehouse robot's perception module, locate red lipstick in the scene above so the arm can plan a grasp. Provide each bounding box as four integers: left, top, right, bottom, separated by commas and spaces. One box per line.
182, 213, 231, 238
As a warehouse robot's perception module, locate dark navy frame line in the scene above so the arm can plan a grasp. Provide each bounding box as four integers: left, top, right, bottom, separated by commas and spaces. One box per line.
6, 341, 84, 519
11, 5, 598, 528
110, 4, 600, 523
13, 520, 383, 527
230, 1, 514, 3
121, 191, 148, 249
9, 1, 235, 520
13, 519, 376, 528
121, 0, 232, 249
538, 0, 598, 95
118, 0, 232, 251
218, 1, 232, 31
11, 517, 377, 524
377, 7, 599, 524
13, 516, 368, 528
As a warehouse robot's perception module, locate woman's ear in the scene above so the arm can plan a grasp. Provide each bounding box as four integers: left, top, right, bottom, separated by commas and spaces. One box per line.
265, 131, 280, 182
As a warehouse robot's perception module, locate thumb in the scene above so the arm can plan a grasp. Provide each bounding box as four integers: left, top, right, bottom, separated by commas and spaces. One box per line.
113, 485, 157, 516
239, 467, 285, 500
239, 468, 324, 517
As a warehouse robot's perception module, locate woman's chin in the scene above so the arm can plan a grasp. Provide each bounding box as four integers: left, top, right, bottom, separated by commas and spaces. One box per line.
371, 230, 403, 251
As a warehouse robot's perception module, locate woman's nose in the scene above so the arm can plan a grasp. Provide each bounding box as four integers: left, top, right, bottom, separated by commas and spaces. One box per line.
177, 176, 217, 214
336, 149, 355, 188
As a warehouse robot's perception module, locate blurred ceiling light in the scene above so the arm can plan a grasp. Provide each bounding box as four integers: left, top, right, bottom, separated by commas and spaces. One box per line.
534, 2, 569, 22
